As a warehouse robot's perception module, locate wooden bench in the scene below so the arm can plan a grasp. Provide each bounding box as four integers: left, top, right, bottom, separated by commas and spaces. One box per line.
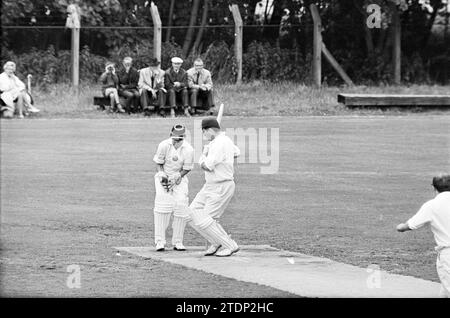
93, 96, 111, 109
93, 96, 132, 112
93, 95, 215, 115
338, 94, 450, 108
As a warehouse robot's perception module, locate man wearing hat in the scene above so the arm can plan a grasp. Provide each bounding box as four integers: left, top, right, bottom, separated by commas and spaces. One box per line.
185, 117, 241, 257
164, 57, 190, 118
138, 58, 167, 115
153, 124, 194, 251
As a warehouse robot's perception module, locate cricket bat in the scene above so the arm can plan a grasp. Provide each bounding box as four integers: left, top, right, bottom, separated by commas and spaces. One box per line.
216, 103, 224, 124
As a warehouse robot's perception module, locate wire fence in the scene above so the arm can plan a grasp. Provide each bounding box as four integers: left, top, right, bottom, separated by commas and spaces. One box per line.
2, 21, 449, 85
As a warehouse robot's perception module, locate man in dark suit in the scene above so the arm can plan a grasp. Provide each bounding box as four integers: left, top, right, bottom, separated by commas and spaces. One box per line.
118, 57, 140, 113
164, 57, 190, 118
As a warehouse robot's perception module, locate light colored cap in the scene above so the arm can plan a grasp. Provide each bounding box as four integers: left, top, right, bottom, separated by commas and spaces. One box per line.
171, 57, 183, 64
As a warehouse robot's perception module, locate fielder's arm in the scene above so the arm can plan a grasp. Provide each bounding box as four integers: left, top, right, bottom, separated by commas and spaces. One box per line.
397, 201, 433, 233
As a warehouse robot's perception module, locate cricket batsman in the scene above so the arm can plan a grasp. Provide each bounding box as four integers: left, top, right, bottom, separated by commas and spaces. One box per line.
153, 124, 194, 251
185, 117, 240, 257
397, 174, 450, 297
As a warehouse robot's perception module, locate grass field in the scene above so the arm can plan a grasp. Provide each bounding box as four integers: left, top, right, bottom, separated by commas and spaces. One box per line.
27, 82, 450, 118
1, 115, 449, 297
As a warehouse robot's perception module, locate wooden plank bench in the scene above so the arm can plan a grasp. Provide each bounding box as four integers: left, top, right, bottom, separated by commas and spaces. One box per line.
93, 96, 132, 112
93, 96, 112, 110
93, 95, 215, 114
338, 94, 450, 107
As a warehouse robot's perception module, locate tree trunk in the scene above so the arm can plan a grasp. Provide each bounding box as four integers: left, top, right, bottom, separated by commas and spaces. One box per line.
392, 5, 401, 85
382, 25, 394, 60
264, 0, 270, 23
364, 23, 375, 56
353, 0, 375, 57
182, 0, 201, 58
165, 0, 175, 43
193, 0, 209, 56
376, 28, 387, 53
264, 0, 275, 24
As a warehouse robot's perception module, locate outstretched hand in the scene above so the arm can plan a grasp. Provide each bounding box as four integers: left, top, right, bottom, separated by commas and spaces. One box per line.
396, 223, 410, 232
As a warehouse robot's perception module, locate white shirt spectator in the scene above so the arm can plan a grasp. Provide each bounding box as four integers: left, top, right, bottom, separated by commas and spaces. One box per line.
0, 72, 26, 109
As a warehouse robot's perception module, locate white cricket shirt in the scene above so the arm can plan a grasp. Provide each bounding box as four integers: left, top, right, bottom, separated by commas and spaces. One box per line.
201, 132, 240, 184
153, 138, 194, 176
407, 191, 450, 250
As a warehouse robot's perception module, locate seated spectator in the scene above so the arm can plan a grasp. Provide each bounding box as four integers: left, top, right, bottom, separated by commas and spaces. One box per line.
99, 62, 125, 113
118, 57, 140, 113
138, 58, 166, 115
187, 58, 214, 110
0, 61, 39, 119
165, 57, 190, 118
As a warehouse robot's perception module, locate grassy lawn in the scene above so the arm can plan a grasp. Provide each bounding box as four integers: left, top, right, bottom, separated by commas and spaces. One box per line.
1, 116, 449, 296
26, 82, 450, 118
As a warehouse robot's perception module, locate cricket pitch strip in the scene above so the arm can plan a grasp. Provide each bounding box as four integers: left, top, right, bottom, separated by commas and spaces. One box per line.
114, 245, 440, 298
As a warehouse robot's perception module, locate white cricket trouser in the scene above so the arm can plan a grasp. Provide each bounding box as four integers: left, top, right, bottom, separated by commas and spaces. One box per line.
190, 181, 235, 220
437, 248, 450, 298
187, 181, 236, 249
153, 175, 189, 245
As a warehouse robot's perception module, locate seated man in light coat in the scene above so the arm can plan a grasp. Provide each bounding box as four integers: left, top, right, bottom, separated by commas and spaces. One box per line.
138, 58, 167, 116
187, 58, 214, 111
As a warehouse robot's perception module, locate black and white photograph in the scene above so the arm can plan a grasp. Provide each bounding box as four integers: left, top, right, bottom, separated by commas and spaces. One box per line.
1, 0, 450, 307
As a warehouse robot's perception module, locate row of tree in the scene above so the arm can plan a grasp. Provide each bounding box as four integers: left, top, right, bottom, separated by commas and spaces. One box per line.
2, 0, 449, 84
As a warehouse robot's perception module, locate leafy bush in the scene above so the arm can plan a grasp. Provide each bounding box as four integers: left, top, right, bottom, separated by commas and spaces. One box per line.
108, 41, 190, 71
111, 40, 238, 83
2, 40, 446, 87
1, 46, 107, 90
402, 53, 430, 84
202, 41, 236, 84
429, 53, 450, 84
242, 41, 311, 83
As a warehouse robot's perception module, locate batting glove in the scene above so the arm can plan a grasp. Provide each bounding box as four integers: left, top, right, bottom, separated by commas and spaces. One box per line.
169, 172, 182, 187
155, 171, 168, 180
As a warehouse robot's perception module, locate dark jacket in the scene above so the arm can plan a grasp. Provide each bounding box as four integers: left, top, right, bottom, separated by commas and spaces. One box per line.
117, 67, 139, 91
164, 67, 188, 91
99, 72, 119, 94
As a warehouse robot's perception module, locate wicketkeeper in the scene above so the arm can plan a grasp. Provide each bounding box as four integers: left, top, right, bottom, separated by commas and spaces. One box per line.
397, 174, 450, 298
153, 124, 194, 251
